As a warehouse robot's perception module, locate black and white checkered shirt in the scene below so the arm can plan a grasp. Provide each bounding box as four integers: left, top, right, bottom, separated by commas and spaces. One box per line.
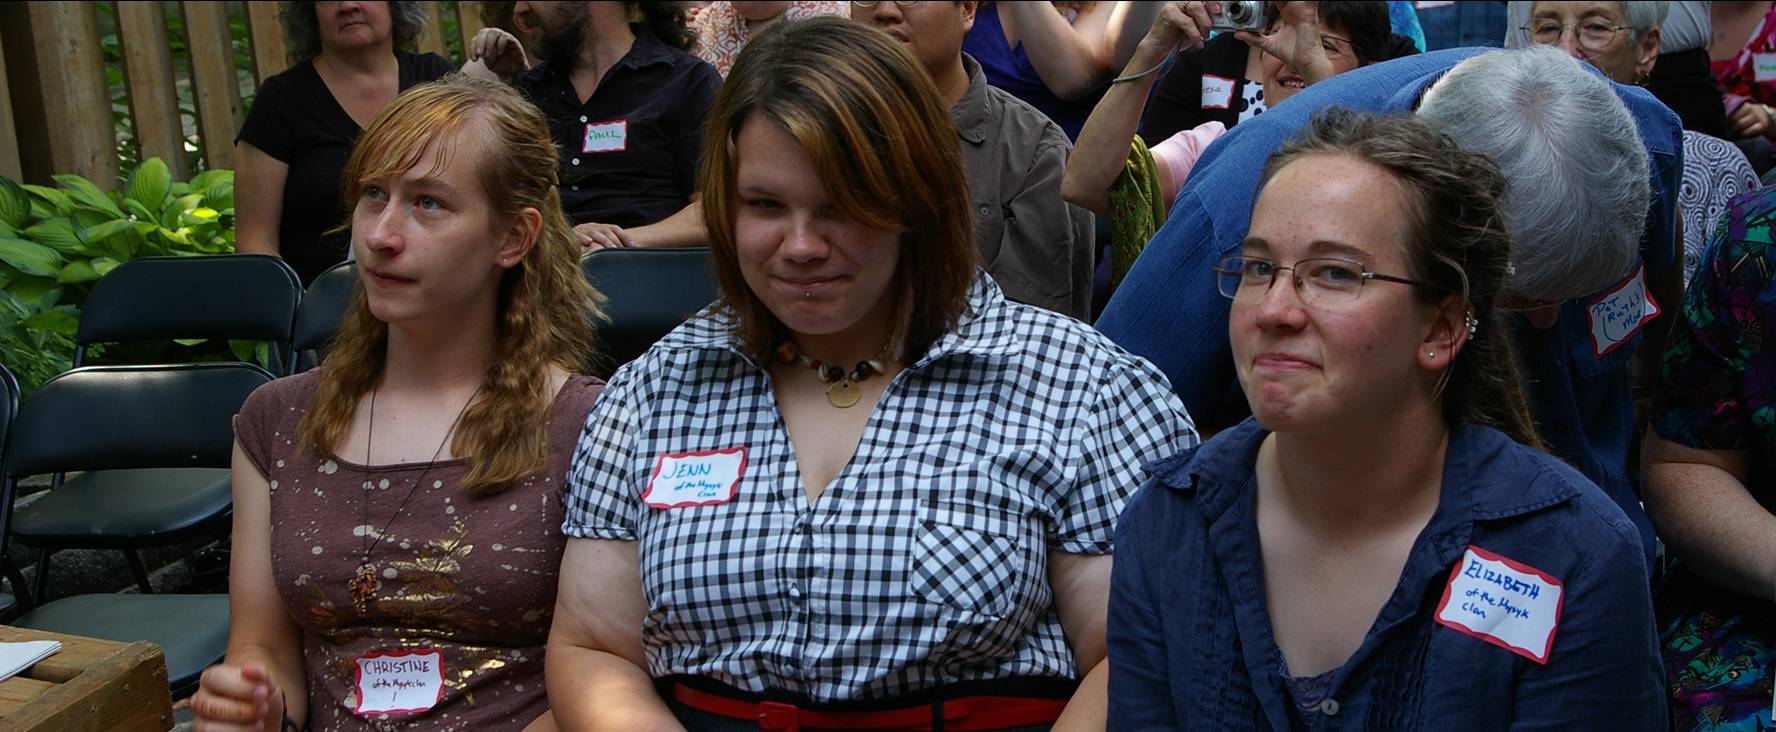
563, 274, 1196, 703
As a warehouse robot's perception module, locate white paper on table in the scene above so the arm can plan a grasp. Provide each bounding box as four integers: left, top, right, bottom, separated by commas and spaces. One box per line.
0, 640, 60, 683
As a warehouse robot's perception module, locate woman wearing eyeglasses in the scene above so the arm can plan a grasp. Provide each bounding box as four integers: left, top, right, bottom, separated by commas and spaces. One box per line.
1105, 109, 1666, 729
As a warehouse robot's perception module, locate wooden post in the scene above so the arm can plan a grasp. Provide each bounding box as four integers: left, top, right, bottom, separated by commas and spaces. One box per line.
0, 24, 20, 182
6, 4, 117, 189
419, 2, 448, 59
245, 1, 289, 85
115, 1, 189, 181
182, 1, 241, 173
457, 1, 486, 51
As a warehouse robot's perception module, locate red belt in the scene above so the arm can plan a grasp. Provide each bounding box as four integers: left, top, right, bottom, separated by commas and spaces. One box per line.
668, 682, 1068, 731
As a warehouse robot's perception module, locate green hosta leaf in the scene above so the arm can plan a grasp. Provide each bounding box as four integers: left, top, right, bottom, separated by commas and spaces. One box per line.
202, 181, 234, 211
52, 175, 124, 218
56, 259, 100, 284
23, 219, 85, 255
7, 276, 59, 302
124, 157, 171, 213
22, 185, 73, 217
0, 177, 30, 228
90, 256, 121, 277
121, 198, 155, 222
189, 169, 230, 196
0, 238, 64, 276
172, 338, 205, 347
22, 309, 79, 335
80, 218, 136, 259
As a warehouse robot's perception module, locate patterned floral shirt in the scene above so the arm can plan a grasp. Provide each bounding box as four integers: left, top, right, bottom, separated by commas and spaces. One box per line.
691, 1, 846, 76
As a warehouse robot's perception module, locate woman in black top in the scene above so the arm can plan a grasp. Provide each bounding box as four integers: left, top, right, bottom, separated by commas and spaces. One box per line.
235, 1, 452, 285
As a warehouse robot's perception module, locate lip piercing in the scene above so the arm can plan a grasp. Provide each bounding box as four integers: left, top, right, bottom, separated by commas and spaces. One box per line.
802, 291, 813, 299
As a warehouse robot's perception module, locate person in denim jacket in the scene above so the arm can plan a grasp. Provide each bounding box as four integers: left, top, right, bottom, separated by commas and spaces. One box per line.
1107, 110, 1665, 730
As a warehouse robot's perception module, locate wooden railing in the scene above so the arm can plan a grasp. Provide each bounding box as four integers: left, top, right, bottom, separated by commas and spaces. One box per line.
0, 1, 489, 188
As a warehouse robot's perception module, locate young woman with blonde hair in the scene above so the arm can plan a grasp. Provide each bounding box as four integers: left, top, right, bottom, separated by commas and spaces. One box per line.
192, 74, 603, 731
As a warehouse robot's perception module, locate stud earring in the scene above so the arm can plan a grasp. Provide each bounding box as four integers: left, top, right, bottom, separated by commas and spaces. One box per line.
1464, 310, 1478, 338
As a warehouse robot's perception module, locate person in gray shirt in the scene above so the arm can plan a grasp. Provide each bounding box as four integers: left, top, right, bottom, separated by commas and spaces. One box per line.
853, 1, 1095, 321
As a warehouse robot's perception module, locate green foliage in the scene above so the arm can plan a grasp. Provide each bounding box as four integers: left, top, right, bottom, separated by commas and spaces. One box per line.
0, 159, 240, 393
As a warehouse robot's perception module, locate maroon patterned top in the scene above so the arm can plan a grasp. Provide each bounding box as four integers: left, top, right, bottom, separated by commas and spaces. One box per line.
236, 371, 602, 731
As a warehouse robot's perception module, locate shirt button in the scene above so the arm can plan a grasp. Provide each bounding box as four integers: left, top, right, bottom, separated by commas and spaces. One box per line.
570, 185, 580, 191
978, 204, 990, 216
570, 158, 581, 166
579, 115, 588, 123
788, 584, 801, 599
1319, 698, 1340, 717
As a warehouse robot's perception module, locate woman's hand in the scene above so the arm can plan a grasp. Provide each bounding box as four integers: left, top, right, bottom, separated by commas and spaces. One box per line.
1138, 1, 1220, 57
191, 662, 284, 732
1235, 1, 1337, 85
1729, 100, 1775, 139
470, 27, 530, 78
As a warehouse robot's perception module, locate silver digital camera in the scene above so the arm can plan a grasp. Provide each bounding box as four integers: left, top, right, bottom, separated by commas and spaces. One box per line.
1211, 0, 1267, 32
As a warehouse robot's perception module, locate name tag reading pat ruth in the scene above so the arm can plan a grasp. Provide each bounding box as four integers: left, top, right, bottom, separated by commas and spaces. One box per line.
1435, 546, 1565, 664
644, 447, 746, 509
582, 119, 627, 153
353, 649, 444, 715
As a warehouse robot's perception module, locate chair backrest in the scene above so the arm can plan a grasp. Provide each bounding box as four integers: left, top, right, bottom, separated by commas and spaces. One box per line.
76, 255, 302, 372
2, 364, 273, 478
579, 248, 719, 369
0, 363, 19, 475
292, 261, 359, 371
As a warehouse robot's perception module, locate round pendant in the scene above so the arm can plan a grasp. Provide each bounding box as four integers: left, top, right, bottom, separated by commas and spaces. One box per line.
826, 380, 861, 408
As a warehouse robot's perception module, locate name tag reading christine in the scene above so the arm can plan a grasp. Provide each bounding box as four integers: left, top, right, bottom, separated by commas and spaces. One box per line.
353, 650, 444, 715
582, 119, 627, 153
1435, 546, 1565, 664
1586, 264, 1659, 357
644, 447, 746, 509
1201, 74, 1235, 109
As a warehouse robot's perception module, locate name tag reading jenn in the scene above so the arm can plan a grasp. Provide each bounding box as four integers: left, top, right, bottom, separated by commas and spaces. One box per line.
1586, 264, 1659, 357
1435, 546, 1565, 664
582, 119, 627, 153
353, 649, 444, 715
643, 447, 746, 509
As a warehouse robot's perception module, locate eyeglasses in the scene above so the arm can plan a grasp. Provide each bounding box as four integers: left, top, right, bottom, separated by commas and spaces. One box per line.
1522, 19, 1630, 52
851, 1, 920, 7
1213, 255, 1436, 306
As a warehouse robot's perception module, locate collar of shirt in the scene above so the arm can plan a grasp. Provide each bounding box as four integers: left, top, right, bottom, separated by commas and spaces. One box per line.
1145, 417, 1585, 527
540, 23, 680, 86
675, 271, 1024, 372
951, 54, 994, 145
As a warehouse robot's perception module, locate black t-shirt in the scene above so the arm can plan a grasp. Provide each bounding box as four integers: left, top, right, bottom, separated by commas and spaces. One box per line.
236, 50, 454, 285
1139, 33, 1256, 143
512, 27, 721, 229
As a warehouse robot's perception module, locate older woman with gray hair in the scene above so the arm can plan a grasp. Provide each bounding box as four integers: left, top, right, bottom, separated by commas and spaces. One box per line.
234, 0, 452, 285
1097, 43, 1682, 576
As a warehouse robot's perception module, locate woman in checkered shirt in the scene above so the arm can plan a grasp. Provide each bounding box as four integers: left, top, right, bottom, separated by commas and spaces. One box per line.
546, 16, 1196, 731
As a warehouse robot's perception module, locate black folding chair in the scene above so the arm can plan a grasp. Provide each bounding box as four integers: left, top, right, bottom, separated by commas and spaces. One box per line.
17, 255, 300, 597
292, 260, 358, 373
579, 248, 719, 373
0, 363, 265, 692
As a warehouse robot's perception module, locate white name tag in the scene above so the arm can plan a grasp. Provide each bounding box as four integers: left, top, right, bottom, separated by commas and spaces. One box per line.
581, 119, 627, 153
1201, 74, 1235, 110
353, 649, 444, 715
1586, 264, 1660, 357
643, 447, 746, 509
1756, 53, 1776, 83
1435, 547, 1565, 664
1416, 1, 1456, 8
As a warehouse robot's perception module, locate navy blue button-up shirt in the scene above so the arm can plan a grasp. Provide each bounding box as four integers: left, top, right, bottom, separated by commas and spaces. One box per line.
1107, 419, 1665, 730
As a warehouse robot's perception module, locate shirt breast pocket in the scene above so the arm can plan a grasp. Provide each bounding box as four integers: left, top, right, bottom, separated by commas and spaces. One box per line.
909, 498, 1038, 618
971, 197, 1007, 267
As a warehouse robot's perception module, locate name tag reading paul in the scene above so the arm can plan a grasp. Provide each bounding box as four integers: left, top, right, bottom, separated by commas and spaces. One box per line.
1435, 546, 1565, 664
582, 119, 627, 153
643, 447, 746, 509
1586, 264, 1659, 358
353, 649, 444, 715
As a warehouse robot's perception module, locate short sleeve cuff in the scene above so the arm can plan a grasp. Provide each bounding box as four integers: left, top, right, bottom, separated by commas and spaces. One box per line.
561, 523, 637, 541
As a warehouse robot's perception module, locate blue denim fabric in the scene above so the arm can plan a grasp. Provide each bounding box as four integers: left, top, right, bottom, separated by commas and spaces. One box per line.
1096, 47, 1682, 570
1106, 420, 1667, 730
1416, 1, 1509, 51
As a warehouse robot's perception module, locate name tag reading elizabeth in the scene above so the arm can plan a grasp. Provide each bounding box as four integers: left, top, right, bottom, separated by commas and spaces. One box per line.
582, 119, 627, 153
1586, 264, 1659, 357
643, 447, 746, 509
1201, 74, 1235, 109
1435, 546, 1565, 664
353, 649, 444, 715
